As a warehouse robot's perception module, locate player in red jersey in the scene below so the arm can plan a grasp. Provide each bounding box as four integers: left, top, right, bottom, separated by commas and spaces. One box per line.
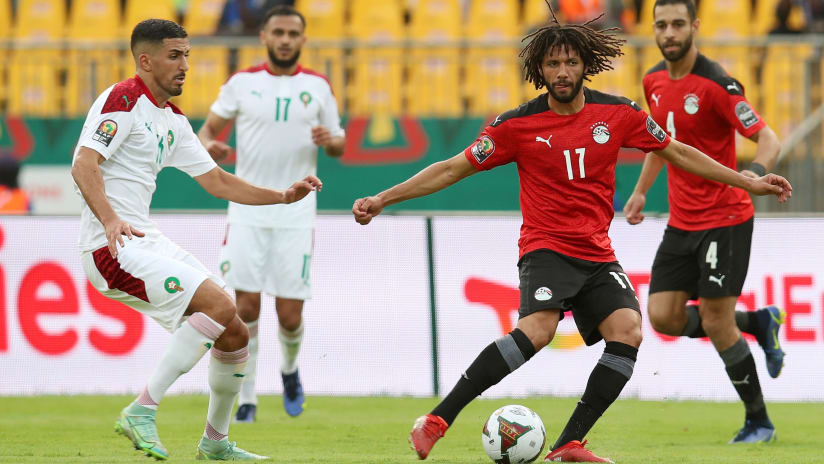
353, 8, 791, 463
624, 0, 785, 444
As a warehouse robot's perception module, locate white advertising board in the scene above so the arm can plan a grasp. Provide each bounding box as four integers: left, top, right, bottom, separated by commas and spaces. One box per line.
432, 216, 824, 401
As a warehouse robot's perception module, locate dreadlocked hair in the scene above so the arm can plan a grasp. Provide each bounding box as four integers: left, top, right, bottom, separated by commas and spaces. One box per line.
520, 1, 626, 89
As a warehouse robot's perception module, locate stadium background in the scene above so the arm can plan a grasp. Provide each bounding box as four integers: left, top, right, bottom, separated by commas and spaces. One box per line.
1, 0, 823, 408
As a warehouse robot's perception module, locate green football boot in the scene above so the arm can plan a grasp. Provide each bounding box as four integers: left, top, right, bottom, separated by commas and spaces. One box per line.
196, 437, 269, 461
114, 406, 169, 460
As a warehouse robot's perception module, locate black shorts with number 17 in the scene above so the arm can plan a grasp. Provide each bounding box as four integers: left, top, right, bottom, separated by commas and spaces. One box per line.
518, 249, 641, 346
649, 217, 753, 299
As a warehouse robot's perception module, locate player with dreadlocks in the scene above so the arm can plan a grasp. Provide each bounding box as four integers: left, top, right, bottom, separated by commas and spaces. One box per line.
352, 5, 792, 463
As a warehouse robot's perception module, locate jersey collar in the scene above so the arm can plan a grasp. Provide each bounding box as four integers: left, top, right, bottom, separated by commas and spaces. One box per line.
263, 62, 302, 76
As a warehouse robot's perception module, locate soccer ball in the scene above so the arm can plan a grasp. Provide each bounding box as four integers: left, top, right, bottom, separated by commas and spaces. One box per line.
482, 404, 546, 464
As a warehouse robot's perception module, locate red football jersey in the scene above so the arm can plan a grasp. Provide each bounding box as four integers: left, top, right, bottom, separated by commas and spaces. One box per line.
643, 53, 765, 231
464, 88, 671, 262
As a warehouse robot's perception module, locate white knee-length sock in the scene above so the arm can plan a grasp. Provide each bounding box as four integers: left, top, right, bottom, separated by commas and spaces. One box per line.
132, 313, 225, 411
279, 320, 304, 375
204, 347, 249, 441
237, 320, 259, 406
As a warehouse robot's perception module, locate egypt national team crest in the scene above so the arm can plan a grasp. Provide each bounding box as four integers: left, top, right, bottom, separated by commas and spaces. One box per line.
590, 122, 610, 144
496, 415, 535, 456
534, 287, 552, 301
92, 119, 118, 146
471, 135, 495, 164
683, 93, 700, 115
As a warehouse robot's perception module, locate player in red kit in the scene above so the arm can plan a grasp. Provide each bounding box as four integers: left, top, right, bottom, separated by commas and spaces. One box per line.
624, 0, 785, 444
353, 7, 791, 463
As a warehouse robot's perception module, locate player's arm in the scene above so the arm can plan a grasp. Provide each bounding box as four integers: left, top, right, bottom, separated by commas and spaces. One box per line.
741, 125, 781, 179
652, 139, 792, 202
624, 152, 667, 225
194, 166, 322, 205
352, 152, 478, 225
197, 112, 234, 162
71, 147, 145, 258
312, 126, 345, 158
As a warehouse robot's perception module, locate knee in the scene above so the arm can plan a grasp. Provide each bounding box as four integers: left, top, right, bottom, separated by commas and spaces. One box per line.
621, 324, 643, 348
647, 305, 669, 333
224, 316, 250, 347
278, 312, 303, 332
235, 296, 260, 323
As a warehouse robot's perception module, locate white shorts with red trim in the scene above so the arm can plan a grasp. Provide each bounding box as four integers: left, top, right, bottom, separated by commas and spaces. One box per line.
81, 233, 224, 332
218, 225, 313, 300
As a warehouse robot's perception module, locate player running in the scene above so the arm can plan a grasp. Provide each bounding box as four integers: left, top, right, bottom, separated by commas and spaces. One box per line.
624, 0, 786, 444
71, 19, 320, 460
352, 8, 791, 463
198, 5, 345, 422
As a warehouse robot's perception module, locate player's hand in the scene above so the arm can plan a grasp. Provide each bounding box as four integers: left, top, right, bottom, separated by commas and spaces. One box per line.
747, 173, 792, 203
311, 126, 333, 147
623, 192, 646, 225
205, 140, 233, 162
103, 218, 145, 259
740, 169, 760, 180
352, 196, 385, 225
283, 175, 323, 204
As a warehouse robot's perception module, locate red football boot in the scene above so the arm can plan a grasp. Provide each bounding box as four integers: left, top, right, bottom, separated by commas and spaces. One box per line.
408, 414, 449, 460
544, 440, 614, 463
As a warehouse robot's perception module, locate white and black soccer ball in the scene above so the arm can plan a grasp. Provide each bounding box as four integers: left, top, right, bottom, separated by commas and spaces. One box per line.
482, 404, 546, 464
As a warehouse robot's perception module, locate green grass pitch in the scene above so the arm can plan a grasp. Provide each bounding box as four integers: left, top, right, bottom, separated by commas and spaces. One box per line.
0, 395, 821, 463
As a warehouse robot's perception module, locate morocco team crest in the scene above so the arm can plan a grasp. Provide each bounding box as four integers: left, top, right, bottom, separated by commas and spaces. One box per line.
164, 277, 184, 293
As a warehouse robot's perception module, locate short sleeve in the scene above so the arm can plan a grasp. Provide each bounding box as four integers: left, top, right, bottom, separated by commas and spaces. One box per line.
713, 81, 766, 138
621, 105, 671, 152
463, 123, 516, 171
210, 77, 239, 119
167, 118, 218, 177
320, 87, 345, 137
78, 110, 135, 160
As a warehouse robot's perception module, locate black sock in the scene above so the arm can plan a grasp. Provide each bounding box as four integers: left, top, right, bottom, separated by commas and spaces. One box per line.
431, 329, 536, 425
681, 305, 707, 338
720, 337, 771, 425
735, 310, 765, 346
552, 342, 637, 450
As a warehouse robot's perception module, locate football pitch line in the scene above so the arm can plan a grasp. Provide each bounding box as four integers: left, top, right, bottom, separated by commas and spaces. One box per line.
0, 395, 821, 463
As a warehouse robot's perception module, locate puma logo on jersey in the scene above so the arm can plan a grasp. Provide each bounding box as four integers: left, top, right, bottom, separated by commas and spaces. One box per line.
251, 90, 263, 98
731, 374, 750, 386
492, 114, 503, 126
709, 274, 726, 287
727, 83, 740, 92
651, 93, 661, 107
122, 95, 132, 109
535, 135, 552, 148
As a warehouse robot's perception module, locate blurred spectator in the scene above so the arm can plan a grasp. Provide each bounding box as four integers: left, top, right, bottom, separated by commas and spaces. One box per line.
771, 0, 806, 34
551, 0, 627, 29
218, 0, 295, 35
802, 0, 824, 32
0, 159, 30, 215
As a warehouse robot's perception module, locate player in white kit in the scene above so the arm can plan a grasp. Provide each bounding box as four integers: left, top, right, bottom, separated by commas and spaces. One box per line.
198, 5, 345, 422
71, 19, 321, 460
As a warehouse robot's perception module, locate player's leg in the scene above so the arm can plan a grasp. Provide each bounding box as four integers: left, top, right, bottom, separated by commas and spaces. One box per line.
546, 262, 640, 463
699, 296, 776, 443
275, 297, 305, 416
410, 249, 571, 460
234, 290, 261, 423
219, 223, 267, 422
410, 310, 557, 460
269, 227, 313, 417
647, 225, 701, 337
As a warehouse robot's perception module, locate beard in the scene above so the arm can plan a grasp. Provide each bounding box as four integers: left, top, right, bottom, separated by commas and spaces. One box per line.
658, 33, 693, 62
268, 47, 301, 69
547, 74, 585, 104
164, 76, 184, 97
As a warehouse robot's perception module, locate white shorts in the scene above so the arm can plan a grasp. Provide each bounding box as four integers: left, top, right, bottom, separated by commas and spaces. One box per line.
81, 233, 223, 332
219, 224, 313, 300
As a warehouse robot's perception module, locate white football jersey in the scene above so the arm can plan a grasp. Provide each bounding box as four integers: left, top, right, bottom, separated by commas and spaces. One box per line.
210, 63, 344, 228
73, 76, 217, 251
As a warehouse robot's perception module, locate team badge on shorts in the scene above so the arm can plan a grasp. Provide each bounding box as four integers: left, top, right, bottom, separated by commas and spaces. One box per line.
591, 122, 611, 144
471, 135, 495, 164
534, 287, 552, 301
92, 120, 118, 146
164, 277, 184, 293
683, 93, 700, 115
646, 116, 667, 143
219, 260, 231, 276
735, 101, 760, 128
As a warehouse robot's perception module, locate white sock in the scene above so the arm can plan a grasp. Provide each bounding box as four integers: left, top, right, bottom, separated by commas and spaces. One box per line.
135, 313, 225, 409
237, 320, 259, 406
279, 320, 304, 375
205, 346, 249, 441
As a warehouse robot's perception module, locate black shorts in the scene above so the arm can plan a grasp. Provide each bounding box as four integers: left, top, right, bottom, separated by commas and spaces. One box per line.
649, 217, 753, 299
518, 249, 640, 346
